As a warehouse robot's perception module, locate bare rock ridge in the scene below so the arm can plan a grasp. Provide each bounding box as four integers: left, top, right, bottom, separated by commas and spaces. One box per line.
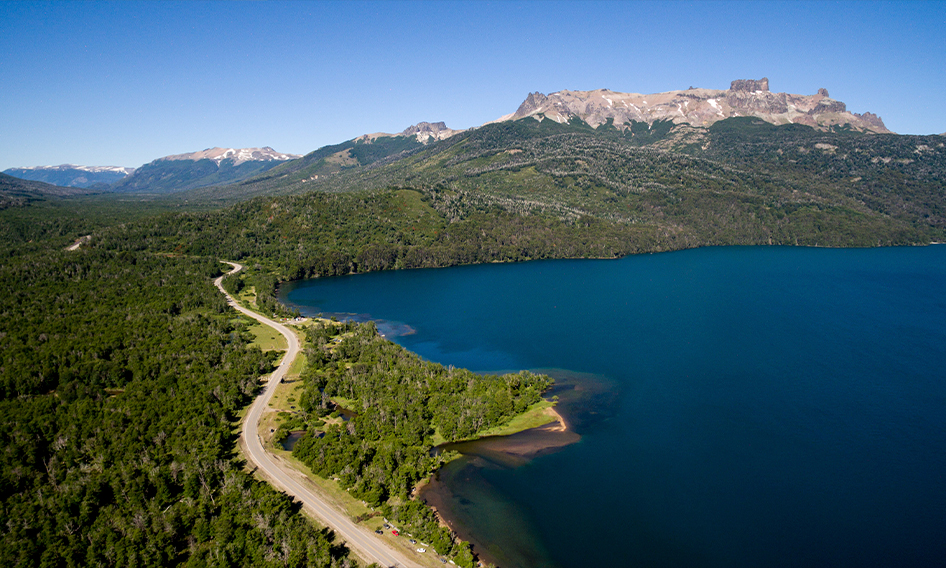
503, 78, 890, 133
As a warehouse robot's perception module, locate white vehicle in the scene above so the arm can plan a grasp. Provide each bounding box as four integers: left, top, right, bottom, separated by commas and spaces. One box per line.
416, 548, 426, 553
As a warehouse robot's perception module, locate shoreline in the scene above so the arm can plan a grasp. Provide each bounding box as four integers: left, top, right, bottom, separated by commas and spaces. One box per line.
419, 402, 580, 568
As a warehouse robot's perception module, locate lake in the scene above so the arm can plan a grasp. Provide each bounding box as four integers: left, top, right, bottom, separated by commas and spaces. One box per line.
279, 245, 946, 568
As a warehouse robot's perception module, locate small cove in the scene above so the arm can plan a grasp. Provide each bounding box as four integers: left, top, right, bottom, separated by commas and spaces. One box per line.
280, 245, 946, 568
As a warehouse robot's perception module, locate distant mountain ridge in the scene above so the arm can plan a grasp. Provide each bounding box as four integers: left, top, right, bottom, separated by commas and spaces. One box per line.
3, 164, 135, 188
0, 79, 905, 199
159, 147, 301, 165
503, 78, 889, 133
109, 146, 301, 194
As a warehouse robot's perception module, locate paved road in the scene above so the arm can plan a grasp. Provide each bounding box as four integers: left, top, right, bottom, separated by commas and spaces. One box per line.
215, 262, 419, 568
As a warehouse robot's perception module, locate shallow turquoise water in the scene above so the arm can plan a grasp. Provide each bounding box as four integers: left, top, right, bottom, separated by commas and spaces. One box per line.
280, 246, 946, 568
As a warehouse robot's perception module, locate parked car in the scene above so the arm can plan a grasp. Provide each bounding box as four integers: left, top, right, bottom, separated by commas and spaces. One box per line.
416, 548, 426, 553
391, 530, 399, 536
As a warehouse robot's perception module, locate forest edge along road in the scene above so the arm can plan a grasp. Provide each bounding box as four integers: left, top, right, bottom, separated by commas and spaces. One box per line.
214, 262, 421, 568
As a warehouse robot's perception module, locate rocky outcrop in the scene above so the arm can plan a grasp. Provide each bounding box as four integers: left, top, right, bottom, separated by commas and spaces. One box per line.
730, 78, 769, 92
400, 121, 462, 143
499, 79, 891, 133
854, 111, 888, 131
809, 98, 847, 114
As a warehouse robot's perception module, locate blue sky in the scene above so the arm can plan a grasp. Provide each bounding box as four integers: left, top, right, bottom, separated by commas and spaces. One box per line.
2, 0, 944, 170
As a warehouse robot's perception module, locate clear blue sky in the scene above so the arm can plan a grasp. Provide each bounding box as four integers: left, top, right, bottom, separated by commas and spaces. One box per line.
2, 0, 944, 170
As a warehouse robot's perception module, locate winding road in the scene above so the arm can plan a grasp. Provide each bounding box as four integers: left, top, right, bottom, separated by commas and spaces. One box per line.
215, 262, 419, 568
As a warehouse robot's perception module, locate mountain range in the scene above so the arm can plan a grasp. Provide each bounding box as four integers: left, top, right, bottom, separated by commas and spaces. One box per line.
4, 78, 891, 194
4, 79, 943, 248
2, 165, 136, 189
108, 147, 302, 194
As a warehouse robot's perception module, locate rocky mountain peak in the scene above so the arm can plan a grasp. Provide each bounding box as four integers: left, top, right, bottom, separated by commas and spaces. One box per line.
401, 122, 449, 136
398, 122, 462, 143
513, 92, 551, 120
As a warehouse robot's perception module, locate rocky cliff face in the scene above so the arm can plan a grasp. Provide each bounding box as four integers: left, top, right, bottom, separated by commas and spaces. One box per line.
501, 78, 890, 133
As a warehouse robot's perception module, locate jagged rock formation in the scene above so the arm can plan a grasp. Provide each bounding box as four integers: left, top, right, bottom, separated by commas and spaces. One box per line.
503, 78, 890, 133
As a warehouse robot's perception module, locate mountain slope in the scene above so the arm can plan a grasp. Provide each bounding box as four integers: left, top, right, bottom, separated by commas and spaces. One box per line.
0, 172, 100, 209
192, 114, 944, 248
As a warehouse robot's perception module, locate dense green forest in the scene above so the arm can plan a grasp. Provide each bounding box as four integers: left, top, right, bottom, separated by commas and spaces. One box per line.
289, 320, 550, 563
0, 247, 354, 567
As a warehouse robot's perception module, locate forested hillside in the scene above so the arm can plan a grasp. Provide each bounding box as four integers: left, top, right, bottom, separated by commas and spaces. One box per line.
93, 188, 652, 283
188, 118, 945, 249
0, 173, 99, 209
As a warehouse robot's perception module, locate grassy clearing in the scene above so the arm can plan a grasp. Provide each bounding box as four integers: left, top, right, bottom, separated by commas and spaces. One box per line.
476, 399, 557, 438
430, 399, 558, 446
265, 377, 305, 413
246, 320, 287, 351
236, 286, 258, 309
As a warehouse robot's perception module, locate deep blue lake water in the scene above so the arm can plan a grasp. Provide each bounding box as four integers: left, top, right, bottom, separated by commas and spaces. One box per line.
279, 246, 946, 568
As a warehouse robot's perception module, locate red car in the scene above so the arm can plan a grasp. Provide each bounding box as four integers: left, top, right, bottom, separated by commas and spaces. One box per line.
391, 530, 399, 536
